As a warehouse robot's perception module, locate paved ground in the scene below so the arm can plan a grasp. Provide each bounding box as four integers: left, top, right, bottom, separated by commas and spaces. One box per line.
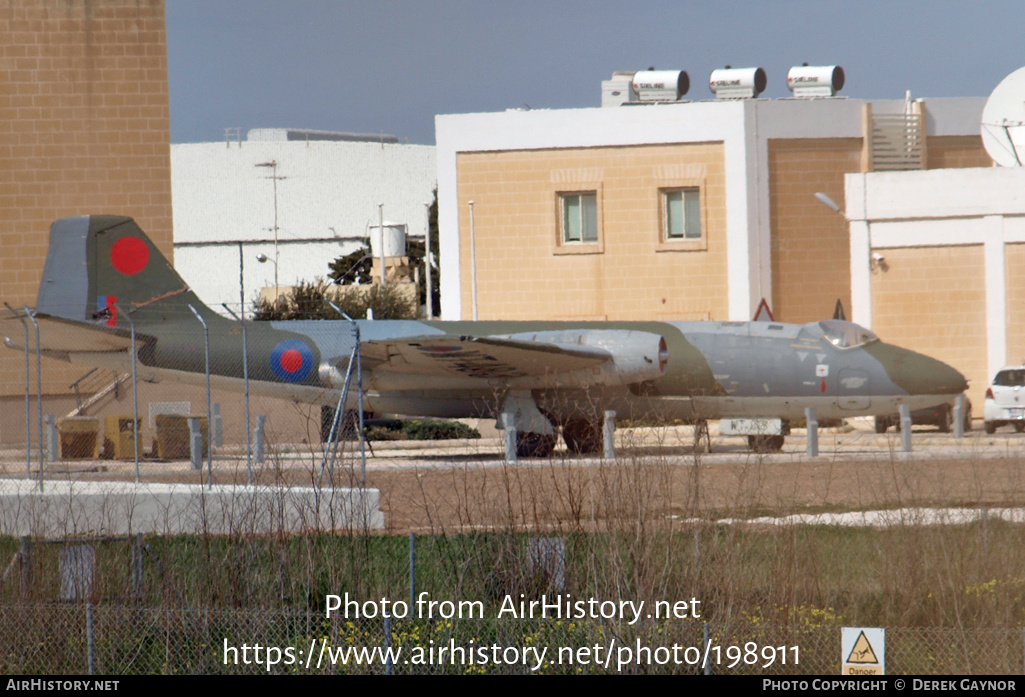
365, 424, 1025, 533
4, 419, 1025, 534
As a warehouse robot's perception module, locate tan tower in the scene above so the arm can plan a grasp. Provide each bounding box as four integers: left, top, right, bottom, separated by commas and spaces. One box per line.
0, 1, 173, 402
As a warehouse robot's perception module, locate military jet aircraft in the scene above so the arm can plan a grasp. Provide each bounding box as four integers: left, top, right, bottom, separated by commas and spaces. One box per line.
3, 216, 969, 456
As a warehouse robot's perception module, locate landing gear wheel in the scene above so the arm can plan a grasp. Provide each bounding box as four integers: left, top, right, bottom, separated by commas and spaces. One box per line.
985, 422, 997, 435
1014, 423, 1024, 433
562, 419, 601, 454
939, 406, 953, 434
516, 432, 557, 458
874, 418, 889, 434
748, 435, 784, 452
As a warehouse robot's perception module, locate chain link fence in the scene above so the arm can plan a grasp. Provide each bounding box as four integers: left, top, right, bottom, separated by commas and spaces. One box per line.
0, 303, 372, 493
2, 605, 1023, 675
2, 526, 1025, 676
0, 299, 1019, 493
6, 301, 1025, 676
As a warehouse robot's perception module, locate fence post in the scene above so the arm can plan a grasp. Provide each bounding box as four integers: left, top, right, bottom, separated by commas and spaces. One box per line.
5, 303, 32, 480
603, 409, 616, 460
44, 415, 58, 463
221, 298, 252, 484
324, 301, 367, 487
953, 393, 966, 439
384, 613, 393, 675
805, 407, 819, 457
188, 417, 204, 471
211, 403, 223, 448
253, 415, 267, 465
19, 536, 31, 602
23, 306, 44, 491
131, 533, 144, 601
503, 411, 517, 463
86, 603, 95, 675
409, 533, 416, 618
899, 403, 912, 452
115, 304, 140, 483
703, 622, 711, 675
187, 304, 214, 486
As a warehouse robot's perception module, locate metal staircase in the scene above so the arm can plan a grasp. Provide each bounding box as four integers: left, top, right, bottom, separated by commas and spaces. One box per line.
66, 368, 129, 417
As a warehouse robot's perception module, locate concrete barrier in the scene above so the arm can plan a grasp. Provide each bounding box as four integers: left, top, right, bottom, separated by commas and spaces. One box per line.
0, 480, 384, 537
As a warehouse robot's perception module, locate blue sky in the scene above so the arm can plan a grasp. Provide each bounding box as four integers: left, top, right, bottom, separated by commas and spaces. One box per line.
166, 1, 1025, 145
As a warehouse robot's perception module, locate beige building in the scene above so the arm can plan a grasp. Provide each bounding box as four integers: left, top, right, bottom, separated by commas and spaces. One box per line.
847, 166, 1025, 409
436, 93, 987, 327
435, 85, 993, 410
0, 0, 173, 389
0, 0, 172, 444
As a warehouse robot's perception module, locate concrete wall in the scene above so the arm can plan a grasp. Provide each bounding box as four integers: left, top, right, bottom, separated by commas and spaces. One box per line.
0, 481, 384, 536
927, 135, 992, 170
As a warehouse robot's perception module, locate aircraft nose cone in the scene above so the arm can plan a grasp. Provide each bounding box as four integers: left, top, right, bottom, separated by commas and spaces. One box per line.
870, 343, 968, 396
913, 355, 968, 396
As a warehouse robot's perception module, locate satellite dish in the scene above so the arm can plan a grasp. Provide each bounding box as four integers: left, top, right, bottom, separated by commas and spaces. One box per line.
981, 66, 1025, 166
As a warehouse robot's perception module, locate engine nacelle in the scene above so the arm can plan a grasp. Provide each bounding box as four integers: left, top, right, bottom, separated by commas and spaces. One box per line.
319, 357, 352, 389
501, 329, 668, 388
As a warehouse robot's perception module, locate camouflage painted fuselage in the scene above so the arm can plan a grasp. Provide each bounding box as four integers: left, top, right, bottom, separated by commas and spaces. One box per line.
14, 215, 968, 429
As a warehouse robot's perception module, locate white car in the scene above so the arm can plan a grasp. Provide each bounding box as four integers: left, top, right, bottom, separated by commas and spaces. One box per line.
983, 366, 1025, 434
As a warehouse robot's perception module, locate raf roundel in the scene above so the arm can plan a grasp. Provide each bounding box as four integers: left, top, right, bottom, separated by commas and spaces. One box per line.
110, 236, 150, 276
270, 339, 314, 383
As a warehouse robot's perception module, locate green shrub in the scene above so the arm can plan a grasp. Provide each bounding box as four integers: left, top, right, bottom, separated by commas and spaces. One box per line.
401, 419, 480, 440
363, 419, 480, 441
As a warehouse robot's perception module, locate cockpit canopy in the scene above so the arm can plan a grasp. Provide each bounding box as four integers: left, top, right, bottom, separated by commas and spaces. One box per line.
803, 320, 879, 349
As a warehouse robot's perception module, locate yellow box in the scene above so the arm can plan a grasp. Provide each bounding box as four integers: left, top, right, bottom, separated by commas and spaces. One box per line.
56, 416, 100, 460
152, 414, 208, 460
103, 416, 140, 460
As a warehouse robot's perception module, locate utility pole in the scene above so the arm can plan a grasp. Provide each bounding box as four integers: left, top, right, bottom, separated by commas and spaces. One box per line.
256, 160, 285, 299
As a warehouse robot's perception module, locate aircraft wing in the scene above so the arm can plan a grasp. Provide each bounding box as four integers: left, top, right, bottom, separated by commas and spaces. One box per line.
0, 312, 141, 354
360, 334, 612, 379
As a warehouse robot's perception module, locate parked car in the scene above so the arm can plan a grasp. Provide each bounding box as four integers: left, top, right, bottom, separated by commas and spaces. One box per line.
983, 366, 1025, 434
874, 398, 972, 434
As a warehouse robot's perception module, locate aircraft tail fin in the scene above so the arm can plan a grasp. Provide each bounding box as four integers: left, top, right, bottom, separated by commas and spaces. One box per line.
36, 215, 214, 328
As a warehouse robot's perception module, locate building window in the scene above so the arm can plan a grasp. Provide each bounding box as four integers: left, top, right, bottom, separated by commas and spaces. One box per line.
561, 192, 598, 243
663, 188, 701, 241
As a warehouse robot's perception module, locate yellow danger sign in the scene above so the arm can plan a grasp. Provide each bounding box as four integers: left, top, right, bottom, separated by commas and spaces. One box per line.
847, 631, 878, 663
842, 627, 885, 675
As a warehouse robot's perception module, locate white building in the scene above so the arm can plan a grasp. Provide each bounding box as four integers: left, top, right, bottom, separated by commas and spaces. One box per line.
846, 165, 1025, 409
171, 129, 436, 313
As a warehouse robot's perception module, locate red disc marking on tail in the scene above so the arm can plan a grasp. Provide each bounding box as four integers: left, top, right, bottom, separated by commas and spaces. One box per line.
110, 236, 150, 275
279, 349, 303, 373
